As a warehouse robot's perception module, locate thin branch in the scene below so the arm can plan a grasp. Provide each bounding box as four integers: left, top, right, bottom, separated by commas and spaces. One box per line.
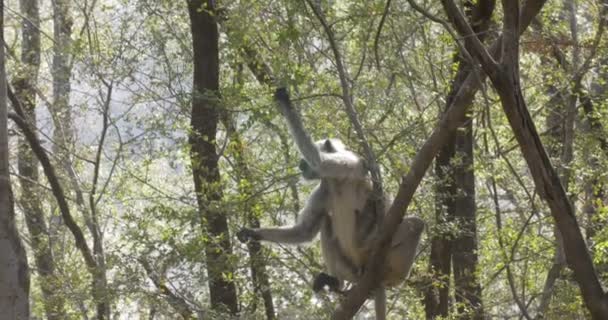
406, 0, 477, 65
89, 81, 113, 230
373, 0, 392, 70
140, 259, 194, 319
441, 0, 499, 74
7, 92, 96, 269
304, 0, 383, 191
482, 103, 532, 319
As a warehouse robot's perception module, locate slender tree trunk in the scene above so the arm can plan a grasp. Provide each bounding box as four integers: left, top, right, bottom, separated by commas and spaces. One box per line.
426, 2, 493, 318
224, 65, 274, 319
187, 0, 239, 314
450, 3, 493, 317
49, 0, 72, 258
583, 56, 608, 244
425, 140, 454, 319
0, 0, 30, 316
452, 119, 483, 319
14, 0, 65, 318
51, 0, 74, 156
51, 1, 110, 318
224, 115, 275, 320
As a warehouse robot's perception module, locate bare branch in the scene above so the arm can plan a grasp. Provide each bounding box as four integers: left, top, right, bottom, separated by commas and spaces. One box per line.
7, 102, 96, 270
441, 0, 499, 74
406, 0, 477, 65
373, 0, 392, 70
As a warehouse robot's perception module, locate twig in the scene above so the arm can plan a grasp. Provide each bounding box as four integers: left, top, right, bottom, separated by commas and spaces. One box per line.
373, 0, 393, 70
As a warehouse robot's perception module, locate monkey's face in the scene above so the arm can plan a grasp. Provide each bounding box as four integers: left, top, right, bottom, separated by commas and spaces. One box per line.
299, 139, 344, 180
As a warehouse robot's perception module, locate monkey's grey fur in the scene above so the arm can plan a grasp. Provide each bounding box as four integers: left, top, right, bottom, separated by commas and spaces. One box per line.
237, 138, 424, 319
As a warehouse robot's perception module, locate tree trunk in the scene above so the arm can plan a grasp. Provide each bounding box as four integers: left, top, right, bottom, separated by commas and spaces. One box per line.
51, 1, 110, 318
449, 2, 493, 316
582, 56, 608, 244
488, 3, 608, 317
452, 119, 483, 319
333, 1, 549, 318
49, 0, 74, 241
224, 65, 274, 319
425, 138, 454, 319
426, 2, 493, 318
0, 0, 30, 316
51, 0, 74, 156
224, 114, 276, 319
187, 0, 239, 314
14, 0, 65, 318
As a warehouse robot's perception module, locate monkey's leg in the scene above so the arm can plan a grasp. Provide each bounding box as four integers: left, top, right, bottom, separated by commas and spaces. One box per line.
383, 216, 425, 286
374, 286, 386, 320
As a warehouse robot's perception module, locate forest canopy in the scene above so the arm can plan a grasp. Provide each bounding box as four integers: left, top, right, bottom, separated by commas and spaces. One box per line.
0, 0, 607, 319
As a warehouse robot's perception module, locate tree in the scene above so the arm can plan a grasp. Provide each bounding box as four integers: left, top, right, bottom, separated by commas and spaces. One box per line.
2, 0, 607, 318
0, 0, 30, 316
13, 0, 65, 317
441, 0, 608, 317
425, 1, 493, 318
187, 0, 239, 314
333, 1, 550, 318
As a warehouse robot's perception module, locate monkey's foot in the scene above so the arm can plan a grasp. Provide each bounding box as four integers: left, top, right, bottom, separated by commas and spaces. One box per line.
313, 272, 342, 294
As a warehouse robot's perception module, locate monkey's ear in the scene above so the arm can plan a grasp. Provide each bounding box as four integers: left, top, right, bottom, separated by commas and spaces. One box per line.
324, 139, 336, 152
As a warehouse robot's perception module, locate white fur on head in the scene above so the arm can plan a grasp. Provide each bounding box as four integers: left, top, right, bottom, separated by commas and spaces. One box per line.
315, 138, 346, 153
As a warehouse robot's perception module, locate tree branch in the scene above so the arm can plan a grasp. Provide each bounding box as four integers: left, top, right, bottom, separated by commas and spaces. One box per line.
406, 0, 477, 66
304, 0, 383, 191
373, 0, 392, 70
7, 101, 96, 270
332, 1, 549, 318
440, 0, 499, 74
140, 259, 194, 320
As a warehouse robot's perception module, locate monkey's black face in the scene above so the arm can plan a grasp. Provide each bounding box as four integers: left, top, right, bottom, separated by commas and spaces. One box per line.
299, 159, 320, 180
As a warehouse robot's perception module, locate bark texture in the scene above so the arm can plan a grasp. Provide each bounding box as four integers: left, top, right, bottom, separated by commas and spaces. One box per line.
51, 0, 74, 154
187, 0, 239, 314
14, 0, 65, 318
425, 2, 493, 318
0, 0, 30, 316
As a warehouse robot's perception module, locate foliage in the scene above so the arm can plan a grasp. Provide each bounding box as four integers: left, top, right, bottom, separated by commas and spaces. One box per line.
3, 0, 607, 318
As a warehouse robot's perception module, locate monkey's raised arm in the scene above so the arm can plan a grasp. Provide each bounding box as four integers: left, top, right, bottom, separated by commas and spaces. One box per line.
237, 183, 328, 244
274, 88, 321, 169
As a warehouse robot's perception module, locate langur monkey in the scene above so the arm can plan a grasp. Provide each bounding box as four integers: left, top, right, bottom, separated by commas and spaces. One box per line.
237, 88, 424, 319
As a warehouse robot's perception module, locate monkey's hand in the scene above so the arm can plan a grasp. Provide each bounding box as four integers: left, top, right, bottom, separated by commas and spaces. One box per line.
237, 228, 261, 243
312, 272, 341, 293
